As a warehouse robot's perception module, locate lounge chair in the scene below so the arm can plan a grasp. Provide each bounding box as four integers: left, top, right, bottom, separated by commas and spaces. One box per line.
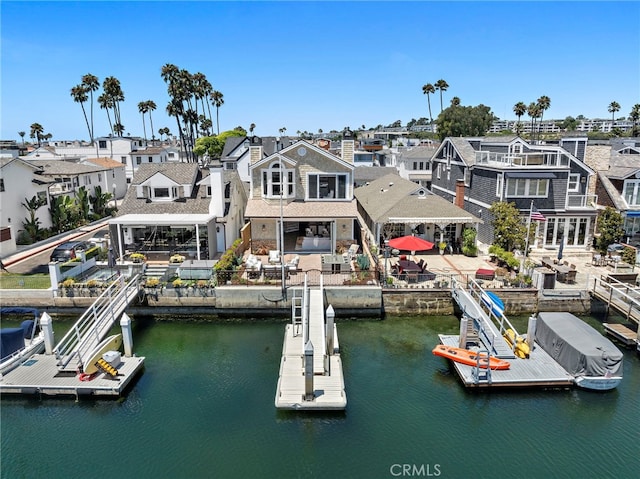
268, 250, 281, 264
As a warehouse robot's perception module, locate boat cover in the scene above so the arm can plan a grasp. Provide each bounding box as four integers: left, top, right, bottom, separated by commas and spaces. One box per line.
0, 328, 25, 361
536, 312, 623, 377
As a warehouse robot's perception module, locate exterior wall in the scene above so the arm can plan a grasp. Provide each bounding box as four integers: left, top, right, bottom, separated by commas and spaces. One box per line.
0, 161, 52, 232
584, 145, 611, 195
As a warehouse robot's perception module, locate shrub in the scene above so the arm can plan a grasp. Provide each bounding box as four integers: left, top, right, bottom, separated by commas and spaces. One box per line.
145, 277, 160, 288
172, 278, 183, 288
62, 278, 75, 288
356, 254, 370, 270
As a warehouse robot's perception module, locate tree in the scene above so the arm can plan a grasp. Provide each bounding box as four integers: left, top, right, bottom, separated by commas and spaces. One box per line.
71, 84, 92, 142
146, 100, 157, 139
450, 96, 461, 107
629, 104, 640, 137
193, 129, 245, 160
21, 195, 47, 243
89, 185, 112, 217
138, 101, 149, 140
558, 116, 578, 132
421, 83, 435, 124
75, 186, 90, 223
527, 102, 541, 141
249, 123, 256, 135
596, 207, 624, 254
29, 123, 44, 146
434, 79, 449, 113
210, 90, 224, 135
435, 103, 495, 140
536, 95, 551, 140
489, 201, 527, 252
81, 73, 100, 143
513, 101, 527, 135
18, 131, 25, 145
608, 101, 621, 127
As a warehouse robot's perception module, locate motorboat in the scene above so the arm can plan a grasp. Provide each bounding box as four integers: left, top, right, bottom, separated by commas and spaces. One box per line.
0, 308, 45, 376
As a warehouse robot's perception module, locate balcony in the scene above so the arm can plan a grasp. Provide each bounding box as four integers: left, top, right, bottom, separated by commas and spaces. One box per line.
566, 193, 598, 209
475, 151, 570, 168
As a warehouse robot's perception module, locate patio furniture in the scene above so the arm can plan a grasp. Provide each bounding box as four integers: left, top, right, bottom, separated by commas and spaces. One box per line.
285, 255, 300, 273
268, 250, 281, 264
263, 264, 282, 279
347, 244, 359, 259
322, 254, 349, 273
245, 254, 262, 279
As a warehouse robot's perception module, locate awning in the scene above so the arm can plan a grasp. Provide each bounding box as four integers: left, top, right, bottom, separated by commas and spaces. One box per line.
504, 172, 557, 179
625, 211, 640, 217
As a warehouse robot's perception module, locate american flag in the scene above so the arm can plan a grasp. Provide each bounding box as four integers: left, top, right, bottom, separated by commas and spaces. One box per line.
530, 206, 546, 222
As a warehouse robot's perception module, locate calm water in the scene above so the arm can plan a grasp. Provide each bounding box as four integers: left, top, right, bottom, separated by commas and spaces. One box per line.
1, 314, 639, 478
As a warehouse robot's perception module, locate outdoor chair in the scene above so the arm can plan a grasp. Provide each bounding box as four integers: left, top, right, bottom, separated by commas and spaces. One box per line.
268, 250, 281, 264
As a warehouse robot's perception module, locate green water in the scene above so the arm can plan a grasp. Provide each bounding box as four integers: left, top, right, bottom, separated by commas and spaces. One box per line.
1, 315, 639, 478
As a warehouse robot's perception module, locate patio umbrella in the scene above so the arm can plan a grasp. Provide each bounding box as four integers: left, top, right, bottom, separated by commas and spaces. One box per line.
557, 235, 564, 261
108, 247, 116, 278
388, 235, 435, 254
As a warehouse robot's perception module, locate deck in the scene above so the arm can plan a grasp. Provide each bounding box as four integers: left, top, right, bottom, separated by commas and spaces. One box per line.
603, 323, 639, 347
438, 335, 574, 389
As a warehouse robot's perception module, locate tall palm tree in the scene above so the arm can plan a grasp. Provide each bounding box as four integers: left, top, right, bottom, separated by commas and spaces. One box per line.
103, 76, 125, 132
629, 104, 640, 137
527, 102, 541, 142
210, 90, 224, 135
138, 101, 149, 140
434, 79, 449, 113
71, 84, 92, 141
608, 101, 621, 127
536, 95, 551, 140
18, 131, 25, 146
422, 83, 435, 123
513, 101, 527, 135
97, 93, 114, 134
30, 123, 44, 146
146, 100, 157, 139
81, 73, 99, 142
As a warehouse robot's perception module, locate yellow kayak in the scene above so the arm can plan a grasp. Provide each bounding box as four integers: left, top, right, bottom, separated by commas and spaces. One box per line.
503, 329, 530, 358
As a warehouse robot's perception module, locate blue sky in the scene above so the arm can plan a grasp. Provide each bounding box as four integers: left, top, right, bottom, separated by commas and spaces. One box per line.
2, 1, 639, 142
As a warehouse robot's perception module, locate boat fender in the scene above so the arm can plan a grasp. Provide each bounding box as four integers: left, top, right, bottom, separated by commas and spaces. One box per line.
78, 372, 96, 382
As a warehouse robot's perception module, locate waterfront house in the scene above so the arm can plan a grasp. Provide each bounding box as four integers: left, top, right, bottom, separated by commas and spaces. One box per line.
244, 131, 359, 255
82, 157, 127, 201
354, 173, 481, 249
110, 162, 246, 262
395, 145, 437, 188
429, 136, 597, 253
594, 138, 640, 242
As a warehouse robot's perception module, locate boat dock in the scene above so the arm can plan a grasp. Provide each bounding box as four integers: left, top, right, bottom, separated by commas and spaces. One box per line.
590, 275, 640, 325
446, 279, 574, 389
0, 276, 145, 397
275, 276, 346, 410
603, 322, 640, 348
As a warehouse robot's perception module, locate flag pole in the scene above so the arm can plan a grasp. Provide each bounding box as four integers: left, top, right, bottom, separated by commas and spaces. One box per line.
522, 200, 534, 272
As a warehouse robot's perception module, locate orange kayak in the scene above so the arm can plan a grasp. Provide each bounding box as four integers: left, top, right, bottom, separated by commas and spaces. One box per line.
432, 345, 511, 370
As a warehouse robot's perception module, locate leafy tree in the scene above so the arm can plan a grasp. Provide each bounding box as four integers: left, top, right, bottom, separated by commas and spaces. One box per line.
596, 207, 624, 254
558, 116, 578, 131
76, 186, 91, 223
193, 129, 245, 159
89, 185, 112, 217
489, 202, 527, 252
435, 103, 495, 140
49, 195, 80, 234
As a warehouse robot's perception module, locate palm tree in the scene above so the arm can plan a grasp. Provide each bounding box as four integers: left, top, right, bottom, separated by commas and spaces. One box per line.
608, 101, 621, 127
81, 73, 99, 142
71, 84, 92, 141
536, 95, 551, 140
97, 93, 114, 134
434, 79, 449, 113
513, 102, 527, 135
21, 195, 46, 243
18, 131, 25, 146
450, 96, 461, 107
629, 104, 640, 137
527, 102, 541, 142
138, 101, 149, 140
29, 123, 44, 146
422, 83, 435, 123
210, 90, 224, 135
249, 123, 256, 136
146, 100, 157, 140
103, 76, 125, 132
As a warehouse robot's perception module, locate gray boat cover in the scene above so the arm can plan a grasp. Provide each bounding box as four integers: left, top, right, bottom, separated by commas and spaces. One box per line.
536, 312, 623, 377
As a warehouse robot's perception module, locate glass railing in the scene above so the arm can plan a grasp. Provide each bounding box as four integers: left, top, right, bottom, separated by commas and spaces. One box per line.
566, 194, 598, 209
475, 151, 570, 167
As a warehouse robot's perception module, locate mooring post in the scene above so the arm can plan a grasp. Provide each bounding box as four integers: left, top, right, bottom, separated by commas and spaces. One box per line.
120, 313, 133, 357
304, 340, 314, 401
40, 312, 55, 354
526, 314, 537, 350
459, 315, 468, 349
326, 305, 335, 356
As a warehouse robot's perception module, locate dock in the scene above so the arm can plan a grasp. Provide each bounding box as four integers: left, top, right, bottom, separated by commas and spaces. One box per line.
275, 276, 346, 410
590, 275, 640, 325
603, 322, 639, 348
445, 279, 574, 389
0, 276, 144, 397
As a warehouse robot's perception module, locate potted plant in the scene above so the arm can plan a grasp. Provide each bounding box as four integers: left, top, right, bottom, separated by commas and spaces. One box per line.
169, 253, 185, 264
130, 252, 146, 263
438, 242, 447, 255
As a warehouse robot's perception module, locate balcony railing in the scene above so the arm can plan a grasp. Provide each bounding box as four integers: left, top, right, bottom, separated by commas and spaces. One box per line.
566, 193, 598, 209
475, 151, 570, 167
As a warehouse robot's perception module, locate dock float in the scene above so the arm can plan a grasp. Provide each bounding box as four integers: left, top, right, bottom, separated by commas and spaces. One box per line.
275, 277, 346, 410
603, 322, 639, 348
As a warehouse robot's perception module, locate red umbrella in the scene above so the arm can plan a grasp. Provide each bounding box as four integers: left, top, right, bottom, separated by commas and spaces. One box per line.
388, 235, 435, 252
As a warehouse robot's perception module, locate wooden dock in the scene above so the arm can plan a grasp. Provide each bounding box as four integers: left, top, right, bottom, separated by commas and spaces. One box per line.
275, 280, 346, 410
603, 323, 639, 347
590, 275, 640, 325
438, 334, 574, 389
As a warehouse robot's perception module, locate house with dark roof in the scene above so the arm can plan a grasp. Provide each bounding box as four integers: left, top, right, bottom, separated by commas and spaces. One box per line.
595, 138, 640, 242
354, 173, 481, 249
219, 136, 297, 183
429, 135, 597, 253
109, 162, 247, 261
244, 132, 359, 254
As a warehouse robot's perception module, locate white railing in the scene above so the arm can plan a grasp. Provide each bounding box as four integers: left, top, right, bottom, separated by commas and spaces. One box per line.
566, 193, 598, 209
475, 151, 570, 167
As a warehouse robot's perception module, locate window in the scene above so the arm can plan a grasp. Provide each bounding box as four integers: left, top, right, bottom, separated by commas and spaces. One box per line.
148, 156, 153, 163
623, 180, 640, 206
436, 163, 441, 180
37, 191, 48, 205
0, 178, 4, 192
568, 174, 580, 192
168, 152, 175, 159
261, 162, 295, 198
98, 140, 107, 149
98, 173, 102, 182
496, 173, 503, 197
153, 187, 170, 199
121, 156, 127, 164
136, 156, 142, 165
224, 162, 236, 170
308, 173, 348, 200
506, 178, 548, 197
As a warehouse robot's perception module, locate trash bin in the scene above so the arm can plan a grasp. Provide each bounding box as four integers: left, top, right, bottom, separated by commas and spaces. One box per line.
534, 267, 556, 289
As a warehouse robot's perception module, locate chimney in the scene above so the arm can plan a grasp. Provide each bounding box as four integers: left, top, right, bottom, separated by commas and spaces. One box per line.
455, 179, 465, 208
209, 160, 224, 217
341, 128, 354, 164
249, 136, 263, 165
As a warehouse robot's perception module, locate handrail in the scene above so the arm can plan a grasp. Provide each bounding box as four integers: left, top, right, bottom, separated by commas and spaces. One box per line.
591, 275, 640, 326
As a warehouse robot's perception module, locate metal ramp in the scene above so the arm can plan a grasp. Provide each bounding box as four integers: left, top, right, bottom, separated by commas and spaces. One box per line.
54, 274, 141, 372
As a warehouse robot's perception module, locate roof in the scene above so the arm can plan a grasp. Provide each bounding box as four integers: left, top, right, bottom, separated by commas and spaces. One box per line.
84, 157, 126, 169
27, 159, 104, 175
355, 173, 481, 224
110, 213, 216, 226
597, 171, 632, 211
399, 145, 438, 159
354, 166, 398, 183
116, 187, 212, 216
131, 163, 199, 185
245, 198, 358, 219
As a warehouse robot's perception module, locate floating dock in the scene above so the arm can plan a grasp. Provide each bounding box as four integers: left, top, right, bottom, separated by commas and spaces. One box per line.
603, 322, 639, 348
275, 277, 346, 410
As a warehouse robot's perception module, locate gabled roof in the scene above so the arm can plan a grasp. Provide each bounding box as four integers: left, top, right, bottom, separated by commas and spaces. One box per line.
27, 159, 104, 175
596, 171, 628, 210
221, 136, 247, 157
0, 157, 43, 171
131, 163, 199, 185
84, 157, 126, 169
354, 166, 398, 184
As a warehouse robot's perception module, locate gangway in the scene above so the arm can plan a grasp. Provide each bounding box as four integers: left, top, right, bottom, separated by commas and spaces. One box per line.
54, 274, 141, 372
590, 275, 640, 326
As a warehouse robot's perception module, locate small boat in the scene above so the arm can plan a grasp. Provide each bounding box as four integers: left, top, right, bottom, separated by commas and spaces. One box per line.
0, 308, 46, 376
432, 344, 511, 370
536, 312, 623, 390
481, 291, 504, 317
503, 328, 530, 358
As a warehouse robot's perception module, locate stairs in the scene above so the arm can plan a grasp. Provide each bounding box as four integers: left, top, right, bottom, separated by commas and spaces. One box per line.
144, 264, 169, 280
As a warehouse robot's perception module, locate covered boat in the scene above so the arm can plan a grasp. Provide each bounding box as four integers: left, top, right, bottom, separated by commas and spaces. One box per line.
535, 312, 623, 390
0, 308, 45, 376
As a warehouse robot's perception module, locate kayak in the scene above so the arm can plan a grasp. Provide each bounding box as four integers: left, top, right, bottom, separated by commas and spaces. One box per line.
503, 328, 530, 358
481, 291, 504, 316
432, 344, 511, 370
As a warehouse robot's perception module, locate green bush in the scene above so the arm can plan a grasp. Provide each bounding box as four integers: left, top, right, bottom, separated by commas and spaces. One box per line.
356, 254, 370, 270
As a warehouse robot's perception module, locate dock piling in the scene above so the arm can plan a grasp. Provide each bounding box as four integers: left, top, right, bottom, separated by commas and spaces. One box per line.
304, 340, 314, 401
120, 313, 133, 357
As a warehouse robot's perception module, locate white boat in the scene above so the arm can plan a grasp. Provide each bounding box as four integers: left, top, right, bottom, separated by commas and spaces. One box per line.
536, 312, 623, 391
0, 308, 46, 376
